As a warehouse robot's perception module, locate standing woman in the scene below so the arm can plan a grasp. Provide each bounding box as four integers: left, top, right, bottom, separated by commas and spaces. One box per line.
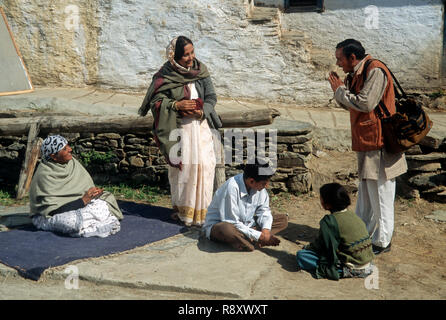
138, 36, 222, 227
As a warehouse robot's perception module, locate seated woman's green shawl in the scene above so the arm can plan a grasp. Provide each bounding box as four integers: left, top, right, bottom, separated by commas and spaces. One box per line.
29, 158, 123, 220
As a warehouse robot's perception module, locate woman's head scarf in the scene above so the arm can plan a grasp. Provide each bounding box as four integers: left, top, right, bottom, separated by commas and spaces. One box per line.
41, 135, 68, 161
166, 36, 192, 74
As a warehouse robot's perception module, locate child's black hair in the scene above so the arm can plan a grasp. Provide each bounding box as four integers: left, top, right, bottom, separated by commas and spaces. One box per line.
319, 183, 351, 213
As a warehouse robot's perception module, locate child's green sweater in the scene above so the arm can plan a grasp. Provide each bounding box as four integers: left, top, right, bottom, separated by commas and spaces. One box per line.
308, 209, 374, 280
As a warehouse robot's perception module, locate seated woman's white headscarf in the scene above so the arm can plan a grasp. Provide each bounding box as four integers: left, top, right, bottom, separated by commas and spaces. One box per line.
40, 135, 67, 161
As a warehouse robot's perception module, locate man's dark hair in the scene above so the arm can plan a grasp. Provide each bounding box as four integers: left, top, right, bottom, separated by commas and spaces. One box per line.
320, 183, 351, 213
336, 39, 366, 60
243, 162, 274, 182
174, 36, 194, 62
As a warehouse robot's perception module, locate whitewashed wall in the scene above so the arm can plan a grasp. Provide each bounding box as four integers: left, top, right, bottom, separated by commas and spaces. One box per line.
281, 0, 445, 91
0, 0, 443, 106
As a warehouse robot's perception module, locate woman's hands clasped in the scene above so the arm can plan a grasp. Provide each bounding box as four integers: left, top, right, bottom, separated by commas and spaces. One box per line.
175, 100, 203, 119
82, 187, 104, 206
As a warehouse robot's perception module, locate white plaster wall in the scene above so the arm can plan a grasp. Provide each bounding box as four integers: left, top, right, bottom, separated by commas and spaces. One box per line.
96, 0, 331, 105
81, 0, 446, 104
97, 0, 287, 98
1, 0, 444, 106
281, 0, 445, 90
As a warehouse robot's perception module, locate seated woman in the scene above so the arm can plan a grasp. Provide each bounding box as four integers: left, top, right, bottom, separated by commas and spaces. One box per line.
29, 135, 123, 238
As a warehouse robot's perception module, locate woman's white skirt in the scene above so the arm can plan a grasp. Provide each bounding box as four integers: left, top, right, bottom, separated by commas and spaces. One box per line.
32, 199, 120, 238
168, 118, 216, 226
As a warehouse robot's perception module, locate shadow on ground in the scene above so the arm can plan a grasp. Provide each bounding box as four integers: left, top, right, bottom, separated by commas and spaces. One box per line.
196, 233, 239, 253
258, 247, 299, 272
193, 222, 320, 253
277, 222, 319, 244
193, 222, 320, 273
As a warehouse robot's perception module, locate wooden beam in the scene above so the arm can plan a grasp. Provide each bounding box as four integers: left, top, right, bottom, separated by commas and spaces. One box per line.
213, 141, 226, 194
218, 108, 281, 128
0, 108, 281, 136
16, 123, 41, 199
0, 115, 152, 136
21, 138, 42, 198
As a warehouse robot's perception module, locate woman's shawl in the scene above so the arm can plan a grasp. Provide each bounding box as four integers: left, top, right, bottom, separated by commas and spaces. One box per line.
29, 158, 123, 220
138, 59, 210, 167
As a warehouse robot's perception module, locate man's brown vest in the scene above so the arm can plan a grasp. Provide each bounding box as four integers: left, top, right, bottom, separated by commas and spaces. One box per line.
346, 55, 395, 152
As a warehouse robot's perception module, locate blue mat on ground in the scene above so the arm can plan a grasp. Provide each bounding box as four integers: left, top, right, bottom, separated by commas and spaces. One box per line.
0, 201, 187, 280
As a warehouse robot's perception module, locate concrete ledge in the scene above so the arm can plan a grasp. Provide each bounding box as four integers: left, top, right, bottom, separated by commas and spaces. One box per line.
0, 230, 278, 299
42, 231, 277, 298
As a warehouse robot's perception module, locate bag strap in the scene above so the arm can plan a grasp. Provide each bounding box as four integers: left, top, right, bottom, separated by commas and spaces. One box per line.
361, 59, 373, 83
374, 100, 391, 120
376, 59, 407, 99
363, 58, 407, 99
361, 59, 392, 119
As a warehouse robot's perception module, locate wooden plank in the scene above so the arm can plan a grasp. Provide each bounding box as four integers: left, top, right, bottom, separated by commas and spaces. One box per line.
16, 123, 40, 199
219, 108, 281, 128
22, 138, 42, 196
0, 115, 152, 136
213, 141, 226, 194
0, 109, 281, 136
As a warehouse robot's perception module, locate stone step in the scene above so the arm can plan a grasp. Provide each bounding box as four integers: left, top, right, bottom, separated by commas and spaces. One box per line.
280, 30, 309, 41
407, 160, 442, 172
408, 172, 446, 189
405, 152, 446, 161
419, 134, 445, 150
248, 7, 279, 23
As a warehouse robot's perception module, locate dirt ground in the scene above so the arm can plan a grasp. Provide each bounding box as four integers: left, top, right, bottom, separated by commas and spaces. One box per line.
1, 150, 445, 300
129, 149, 446, 300
262, 150, 446, 299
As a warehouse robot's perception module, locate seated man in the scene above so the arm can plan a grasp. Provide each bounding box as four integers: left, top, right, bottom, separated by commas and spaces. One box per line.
203, 163, 288, 251
29, 135, 123, 238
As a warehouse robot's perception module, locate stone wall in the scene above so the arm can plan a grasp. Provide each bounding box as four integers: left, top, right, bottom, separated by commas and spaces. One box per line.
0, 135, 25, 189
398, 136, 446, 203
2, 122, 445, 202
0, 0, 443, 105
0, 122, 314, 195
222, 122, 314, 193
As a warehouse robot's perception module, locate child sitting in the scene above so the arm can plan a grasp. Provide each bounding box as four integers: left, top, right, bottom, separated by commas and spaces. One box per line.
296, 183, 375, 280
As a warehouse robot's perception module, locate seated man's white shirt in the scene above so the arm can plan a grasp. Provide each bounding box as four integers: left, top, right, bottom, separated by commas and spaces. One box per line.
203, 173, 273, 241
